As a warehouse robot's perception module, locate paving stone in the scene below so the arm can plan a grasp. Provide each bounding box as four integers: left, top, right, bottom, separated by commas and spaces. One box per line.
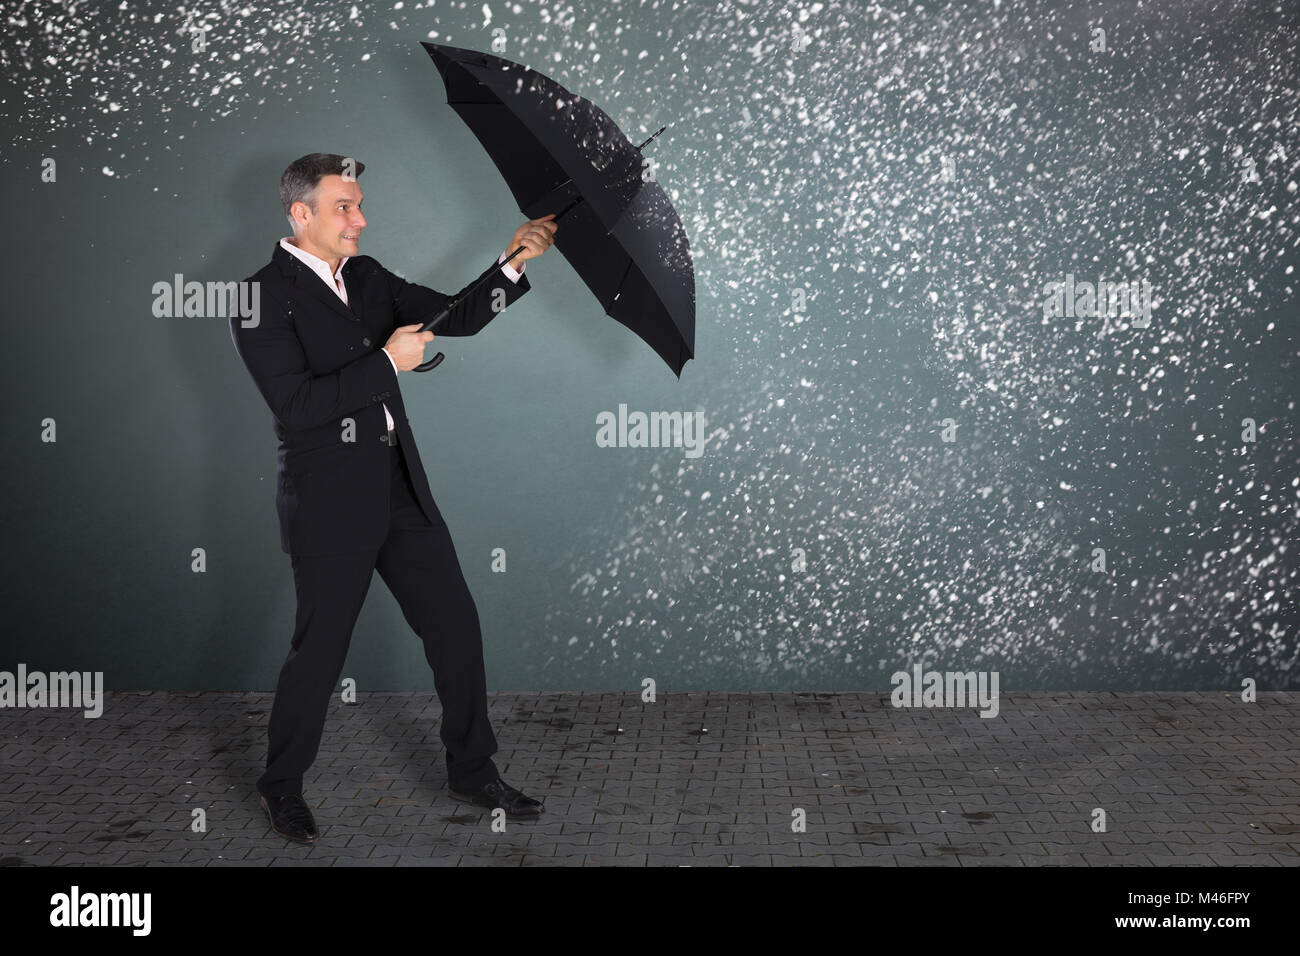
2, 691, 1296, 866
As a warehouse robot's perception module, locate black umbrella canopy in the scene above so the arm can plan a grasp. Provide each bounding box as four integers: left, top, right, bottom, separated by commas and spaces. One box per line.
421, 41, 695, 377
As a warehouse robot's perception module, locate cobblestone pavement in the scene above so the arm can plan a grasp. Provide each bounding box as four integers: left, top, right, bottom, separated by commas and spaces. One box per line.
1, 691, 1296, 866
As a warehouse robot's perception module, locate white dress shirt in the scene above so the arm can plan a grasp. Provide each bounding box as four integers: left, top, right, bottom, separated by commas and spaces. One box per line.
278, 237, 525, 432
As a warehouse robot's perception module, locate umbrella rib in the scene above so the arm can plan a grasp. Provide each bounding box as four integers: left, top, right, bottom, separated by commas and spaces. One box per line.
609, 257, 634, 307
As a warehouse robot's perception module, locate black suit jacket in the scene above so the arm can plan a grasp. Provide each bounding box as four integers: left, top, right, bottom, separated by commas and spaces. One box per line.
230, 242, 531, 556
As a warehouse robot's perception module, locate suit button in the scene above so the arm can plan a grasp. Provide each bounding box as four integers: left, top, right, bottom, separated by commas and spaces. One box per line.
362, 338, 370, 346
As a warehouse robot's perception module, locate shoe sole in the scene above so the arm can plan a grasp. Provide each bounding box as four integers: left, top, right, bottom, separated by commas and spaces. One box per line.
448, 790, 545, 818
260, 794, 320, 844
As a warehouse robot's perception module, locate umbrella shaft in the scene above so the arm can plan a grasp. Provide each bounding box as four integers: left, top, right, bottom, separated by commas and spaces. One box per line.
420, 251, 526, 333
556, 193, 586, 223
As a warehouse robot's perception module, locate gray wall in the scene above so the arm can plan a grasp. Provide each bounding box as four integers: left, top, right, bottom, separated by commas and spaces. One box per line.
1, 0, 1296, 691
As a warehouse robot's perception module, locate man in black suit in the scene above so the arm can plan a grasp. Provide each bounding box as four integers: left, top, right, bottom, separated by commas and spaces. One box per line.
230, 153, 557, 843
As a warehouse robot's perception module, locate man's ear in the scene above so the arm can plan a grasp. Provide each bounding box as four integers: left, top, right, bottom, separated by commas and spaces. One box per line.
289, 200, 311, 230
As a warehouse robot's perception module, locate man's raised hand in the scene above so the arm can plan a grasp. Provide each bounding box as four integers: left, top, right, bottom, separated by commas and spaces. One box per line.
506, 213, 559, 267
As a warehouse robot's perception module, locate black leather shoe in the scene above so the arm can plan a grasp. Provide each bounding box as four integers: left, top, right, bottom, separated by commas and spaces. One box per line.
448, 778, 545, 818
260, 793, 320, 843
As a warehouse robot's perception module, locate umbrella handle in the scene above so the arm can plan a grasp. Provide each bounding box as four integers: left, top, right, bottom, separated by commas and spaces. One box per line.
414, 352, 445, 372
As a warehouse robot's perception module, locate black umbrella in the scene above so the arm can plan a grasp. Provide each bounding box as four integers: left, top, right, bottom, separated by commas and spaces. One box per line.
412, 41, 695, 378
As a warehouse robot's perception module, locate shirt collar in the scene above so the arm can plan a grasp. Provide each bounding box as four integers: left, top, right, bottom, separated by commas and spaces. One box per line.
279, 236, 348, 278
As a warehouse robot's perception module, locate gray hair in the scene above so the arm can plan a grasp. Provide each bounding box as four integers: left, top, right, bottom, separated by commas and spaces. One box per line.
279, 153, 366, 228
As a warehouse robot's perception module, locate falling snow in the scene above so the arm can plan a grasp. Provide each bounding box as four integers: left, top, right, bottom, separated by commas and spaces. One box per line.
3, 0, 1296, 687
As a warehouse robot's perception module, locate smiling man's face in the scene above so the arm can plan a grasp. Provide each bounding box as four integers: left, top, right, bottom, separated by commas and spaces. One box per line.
289, 173, 366, 269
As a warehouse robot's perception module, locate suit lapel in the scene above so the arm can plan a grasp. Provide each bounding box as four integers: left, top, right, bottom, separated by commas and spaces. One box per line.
341, 262, 366, 326
273, 241, 362, 325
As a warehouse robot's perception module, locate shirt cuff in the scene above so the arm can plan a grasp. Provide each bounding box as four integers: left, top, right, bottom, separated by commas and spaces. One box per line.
498, 249, 525, 284
381, 347, 399, 375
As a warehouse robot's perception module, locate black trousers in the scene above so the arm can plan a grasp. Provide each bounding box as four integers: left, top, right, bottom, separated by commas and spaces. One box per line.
256, 430, 500, 798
